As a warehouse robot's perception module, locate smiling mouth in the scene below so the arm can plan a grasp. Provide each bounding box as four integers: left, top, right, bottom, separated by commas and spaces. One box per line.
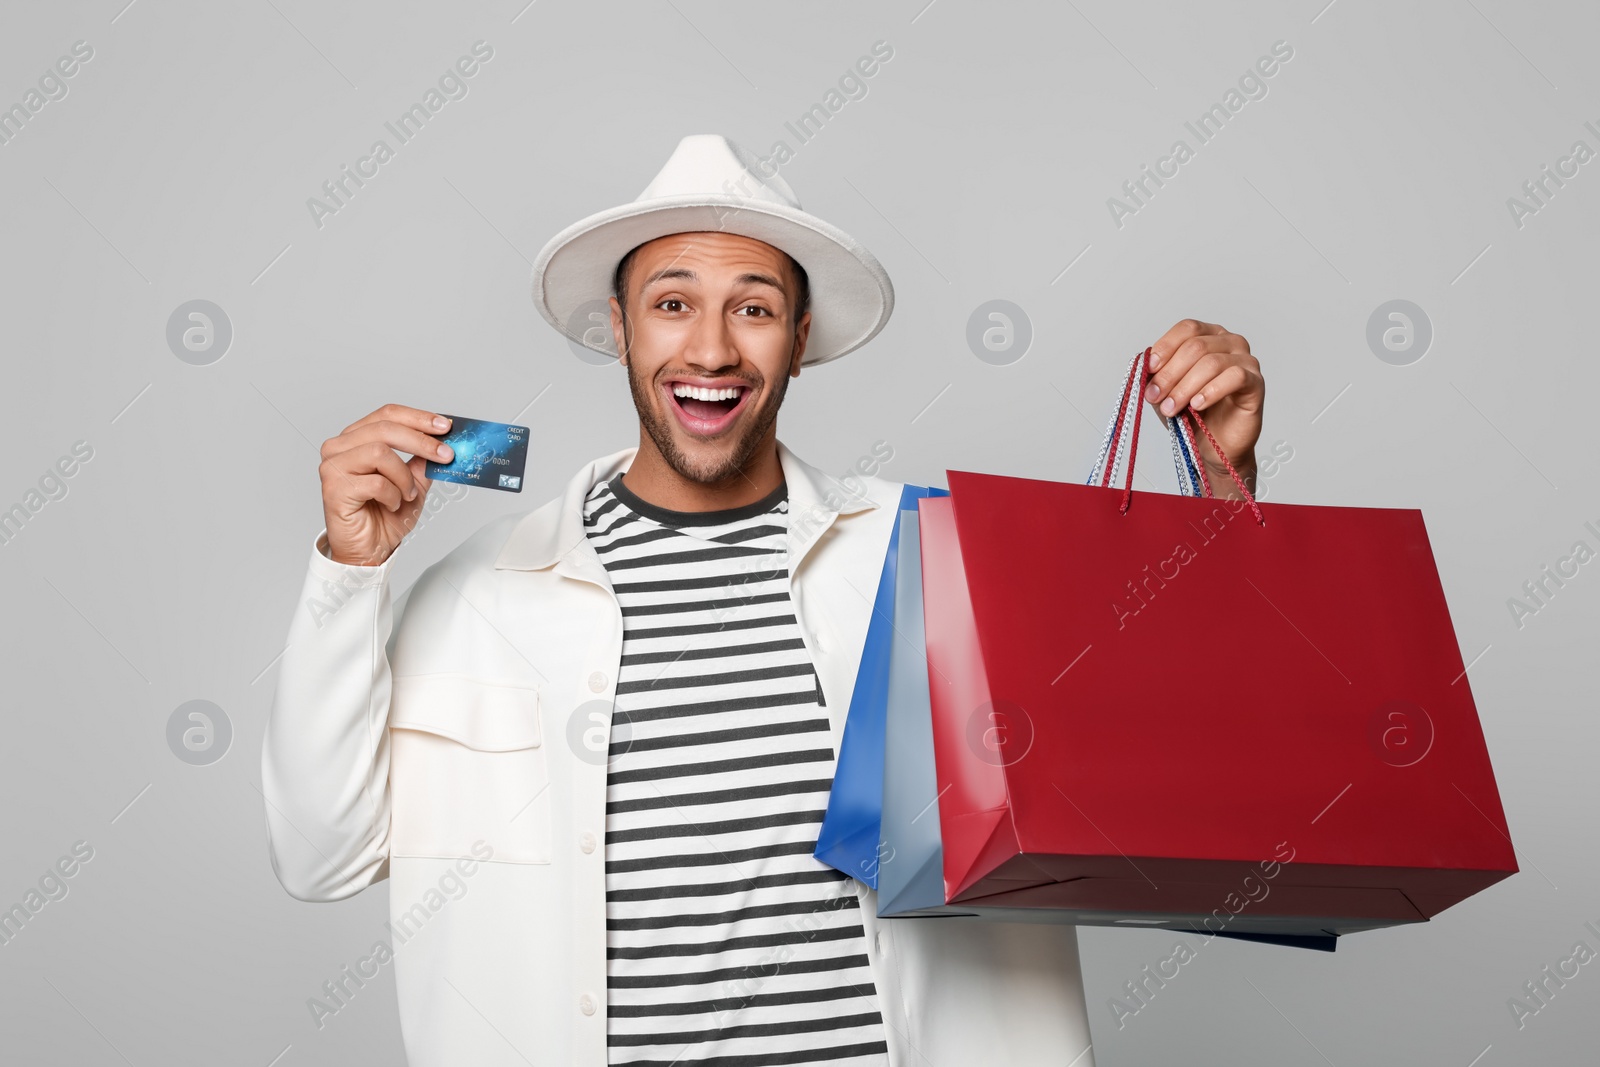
664, 381, 754, 435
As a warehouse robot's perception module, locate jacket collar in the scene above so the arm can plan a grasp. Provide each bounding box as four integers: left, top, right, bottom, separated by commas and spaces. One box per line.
492, 438, 879, 573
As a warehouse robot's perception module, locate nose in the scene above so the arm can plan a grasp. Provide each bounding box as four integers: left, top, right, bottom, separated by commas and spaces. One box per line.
682, 307, 740, 373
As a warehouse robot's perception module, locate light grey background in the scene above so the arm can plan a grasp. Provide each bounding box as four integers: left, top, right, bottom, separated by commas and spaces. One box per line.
1, 1, 1594, 1064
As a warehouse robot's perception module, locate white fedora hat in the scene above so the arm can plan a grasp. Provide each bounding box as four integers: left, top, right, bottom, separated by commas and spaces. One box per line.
530, 133, 894, 367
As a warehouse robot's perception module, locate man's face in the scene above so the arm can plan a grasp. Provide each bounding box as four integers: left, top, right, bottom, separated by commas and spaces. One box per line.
611, 231, 810, 486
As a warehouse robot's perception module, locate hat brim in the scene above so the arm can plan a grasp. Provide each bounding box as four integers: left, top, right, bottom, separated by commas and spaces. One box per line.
531, 195, 894, 367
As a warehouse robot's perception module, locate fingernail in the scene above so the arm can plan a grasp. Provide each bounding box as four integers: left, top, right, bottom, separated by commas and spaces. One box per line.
438, 444, 454, 461
1148, 352, 1162, 371
1160, 397, 1176, 416
433, 415, 451, 431
406, 485, 417, 500
1193, 392, 1205, 409
1145, 382, 1160, 401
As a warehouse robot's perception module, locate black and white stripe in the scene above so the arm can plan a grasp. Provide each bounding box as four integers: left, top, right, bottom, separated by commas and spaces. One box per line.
584, 472, 889, 1067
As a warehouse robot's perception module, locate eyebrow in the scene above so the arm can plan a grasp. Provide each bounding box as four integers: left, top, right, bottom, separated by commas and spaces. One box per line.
640, 267, 787, 294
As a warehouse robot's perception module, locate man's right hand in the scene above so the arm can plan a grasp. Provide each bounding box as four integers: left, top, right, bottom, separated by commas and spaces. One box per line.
319, 404, 455, 567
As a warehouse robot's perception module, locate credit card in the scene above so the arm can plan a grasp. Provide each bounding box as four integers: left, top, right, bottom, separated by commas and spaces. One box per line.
424, 415, 528, 493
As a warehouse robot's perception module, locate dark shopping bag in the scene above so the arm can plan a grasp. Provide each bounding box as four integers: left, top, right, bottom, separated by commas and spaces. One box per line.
814, 483, 948, 887
893, 349, 1517, 947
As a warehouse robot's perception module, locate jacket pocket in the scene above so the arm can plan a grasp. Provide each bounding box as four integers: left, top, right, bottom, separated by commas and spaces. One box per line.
388, 674, 551, 865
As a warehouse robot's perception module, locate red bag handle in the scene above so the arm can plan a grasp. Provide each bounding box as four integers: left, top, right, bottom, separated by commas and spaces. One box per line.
1103, 347, 1265, 526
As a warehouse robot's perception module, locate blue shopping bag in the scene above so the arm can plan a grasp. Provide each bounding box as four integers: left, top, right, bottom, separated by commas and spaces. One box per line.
876, 504, 954, 915
814, 483, 948, 887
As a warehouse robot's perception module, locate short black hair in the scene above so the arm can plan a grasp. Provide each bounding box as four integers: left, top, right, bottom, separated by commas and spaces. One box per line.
611, 241, 811, 322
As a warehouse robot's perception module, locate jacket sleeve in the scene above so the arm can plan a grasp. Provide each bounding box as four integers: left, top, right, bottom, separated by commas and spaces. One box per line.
261, 529, 407, 902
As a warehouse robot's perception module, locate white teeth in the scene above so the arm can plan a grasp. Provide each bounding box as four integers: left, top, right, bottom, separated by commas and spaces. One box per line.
672, 384, 742, 401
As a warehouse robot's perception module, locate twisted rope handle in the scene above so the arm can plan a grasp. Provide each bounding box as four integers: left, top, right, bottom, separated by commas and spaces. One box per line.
1098, 347, 1265, 526
1089, 349, 1201, 495
1167, 411, 1201, 495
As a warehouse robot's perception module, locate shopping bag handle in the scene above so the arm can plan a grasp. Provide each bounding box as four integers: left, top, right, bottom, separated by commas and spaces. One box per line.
1101, 347, 1265, 526
1088, 349, 1201, 496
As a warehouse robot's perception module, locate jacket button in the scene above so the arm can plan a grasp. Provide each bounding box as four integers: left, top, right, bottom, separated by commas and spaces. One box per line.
579, 830, 598, 854
578, 992, 597, 1016
588, 671, 608, 693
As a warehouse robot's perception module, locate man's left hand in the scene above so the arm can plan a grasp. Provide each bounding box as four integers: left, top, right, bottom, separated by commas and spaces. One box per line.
1146, 319, 1265, 498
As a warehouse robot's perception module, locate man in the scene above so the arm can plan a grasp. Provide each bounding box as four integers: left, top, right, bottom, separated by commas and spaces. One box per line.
262, 134, 1265, 1065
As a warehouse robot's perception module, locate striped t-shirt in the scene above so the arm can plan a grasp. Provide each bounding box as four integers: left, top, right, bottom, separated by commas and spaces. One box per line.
582, 470, 890, 1067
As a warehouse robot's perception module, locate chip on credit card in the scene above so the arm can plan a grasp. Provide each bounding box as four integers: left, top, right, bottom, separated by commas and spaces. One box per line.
424, 415, 529, 493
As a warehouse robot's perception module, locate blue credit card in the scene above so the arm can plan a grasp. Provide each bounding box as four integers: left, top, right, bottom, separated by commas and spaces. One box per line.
424, 416, 528, 493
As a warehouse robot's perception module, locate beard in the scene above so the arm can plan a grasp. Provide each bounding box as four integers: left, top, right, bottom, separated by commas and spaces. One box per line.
624, 347, 790, 486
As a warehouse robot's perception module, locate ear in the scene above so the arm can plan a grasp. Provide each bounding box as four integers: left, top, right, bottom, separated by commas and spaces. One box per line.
609, 296, 628, 365
789, 309, 811, 377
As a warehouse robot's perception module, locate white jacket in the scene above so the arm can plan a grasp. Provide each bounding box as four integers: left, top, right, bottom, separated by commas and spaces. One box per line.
262, 439, 1096, 1066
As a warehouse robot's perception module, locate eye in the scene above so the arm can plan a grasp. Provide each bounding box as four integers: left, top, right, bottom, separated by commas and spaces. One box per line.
736, 305, 772, 317
655, 298, 686, 313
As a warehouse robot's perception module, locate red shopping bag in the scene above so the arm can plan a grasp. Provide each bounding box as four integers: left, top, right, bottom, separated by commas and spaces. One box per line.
918, 349, 1517, 939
